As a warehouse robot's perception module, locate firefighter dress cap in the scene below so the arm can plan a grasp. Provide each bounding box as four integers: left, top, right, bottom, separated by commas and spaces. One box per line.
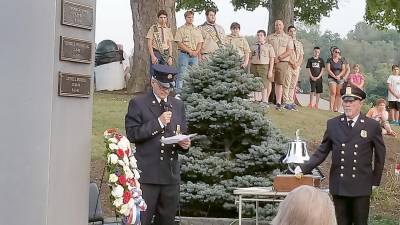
340, 84, 366, 101
152, 64, 177, 88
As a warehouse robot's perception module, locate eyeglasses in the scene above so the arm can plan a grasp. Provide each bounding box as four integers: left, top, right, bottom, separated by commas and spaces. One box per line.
154, 81, 172, 91
334, 51, 341, 54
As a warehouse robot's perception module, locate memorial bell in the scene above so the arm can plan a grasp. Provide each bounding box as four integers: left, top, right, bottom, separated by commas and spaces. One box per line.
282, 129, 310, 164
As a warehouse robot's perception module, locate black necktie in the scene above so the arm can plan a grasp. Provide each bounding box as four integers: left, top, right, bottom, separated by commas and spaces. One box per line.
160, 99, 167, 112
257, 43, 261, 60
348, 120, 353, 128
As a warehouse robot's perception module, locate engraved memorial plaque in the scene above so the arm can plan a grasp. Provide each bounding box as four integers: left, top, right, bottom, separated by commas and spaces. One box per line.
62, 0, 94, 30
60, 36, 92, 63
58, 72, 91, 98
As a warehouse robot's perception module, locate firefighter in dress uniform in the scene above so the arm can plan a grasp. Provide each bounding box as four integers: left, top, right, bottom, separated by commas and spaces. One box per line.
125, 64, 191, 225
295, 84, 386, 225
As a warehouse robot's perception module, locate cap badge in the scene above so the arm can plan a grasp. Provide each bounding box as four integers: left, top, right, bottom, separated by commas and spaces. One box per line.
168, 74, 173, 79
345, 87, 352, 95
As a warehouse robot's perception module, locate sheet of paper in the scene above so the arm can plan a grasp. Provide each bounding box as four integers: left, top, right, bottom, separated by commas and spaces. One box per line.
161, 133, 197, 144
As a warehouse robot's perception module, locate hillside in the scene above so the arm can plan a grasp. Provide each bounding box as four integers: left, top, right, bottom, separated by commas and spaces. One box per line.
90, 92, 400, 221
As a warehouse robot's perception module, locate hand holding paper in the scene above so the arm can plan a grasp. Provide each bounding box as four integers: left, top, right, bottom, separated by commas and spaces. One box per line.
161, 134, 197, 145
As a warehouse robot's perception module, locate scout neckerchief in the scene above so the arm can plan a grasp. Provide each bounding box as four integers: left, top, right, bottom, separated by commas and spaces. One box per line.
200, 22, 223, 48
257, 42, 265, 61
152, 24, 168, 60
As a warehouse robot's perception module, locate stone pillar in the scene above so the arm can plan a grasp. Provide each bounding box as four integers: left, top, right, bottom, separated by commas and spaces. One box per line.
0, 0, 95, 225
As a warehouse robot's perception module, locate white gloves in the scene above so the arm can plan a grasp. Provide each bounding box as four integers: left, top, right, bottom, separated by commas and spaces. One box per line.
294, 166, 303, 178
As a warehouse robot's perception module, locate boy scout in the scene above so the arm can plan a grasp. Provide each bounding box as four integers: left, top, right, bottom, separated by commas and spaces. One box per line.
225, 22, 251, 69
198, 8, 225, 62
267, 20, 294, 110
146, 10, 174, 76
174, 10, 203, 95
250, 30, 275, 104
284, 25, 304, 110
295, 85, 386, 225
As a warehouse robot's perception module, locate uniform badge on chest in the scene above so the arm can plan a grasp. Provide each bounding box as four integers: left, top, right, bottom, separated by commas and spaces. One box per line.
360, 130, 367, 138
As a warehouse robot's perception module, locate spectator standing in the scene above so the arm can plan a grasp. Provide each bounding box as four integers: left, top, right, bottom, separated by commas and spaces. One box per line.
198, 8, 225, 62
387, 64, 400, 125
267, 20, 294, 111
146, 10, 174, 77
175, 10, 204, 96
306, 46, 325, 109
366, 98, 397, 136
285, 25, 304, 111
225, 22, 251, 69
347, 64, 365, 90
326, 47, 347, 111
249, 30, 275, 104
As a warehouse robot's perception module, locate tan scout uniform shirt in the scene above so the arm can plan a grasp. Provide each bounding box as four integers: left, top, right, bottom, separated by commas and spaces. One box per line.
267, 33, 294, 62
146, 23, 173, 51
250, 42, 276, 65
225, 35, 251, 58
289, 39, 304, 65
198, 22, 225, 54
174, 24, 203, 51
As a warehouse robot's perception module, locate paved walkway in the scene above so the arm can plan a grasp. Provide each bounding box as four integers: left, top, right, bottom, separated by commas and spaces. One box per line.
296, 93, 330, 110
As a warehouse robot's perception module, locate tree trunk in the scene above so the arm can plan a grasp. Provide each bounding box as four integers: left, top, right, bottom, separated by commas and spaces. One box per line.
128, 0, 176, 94
267, 0, 295, 34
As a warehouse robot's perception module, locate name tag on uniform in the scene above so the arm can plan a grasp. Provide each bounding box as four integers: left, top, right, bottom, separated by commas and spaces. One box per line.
360, 130, 367, 138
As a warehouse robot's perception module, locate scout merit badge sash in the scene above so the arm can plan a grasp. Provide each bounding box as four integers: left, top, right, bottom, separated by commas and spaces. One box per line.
201, 22, 223, 48
152, 24, 169, 61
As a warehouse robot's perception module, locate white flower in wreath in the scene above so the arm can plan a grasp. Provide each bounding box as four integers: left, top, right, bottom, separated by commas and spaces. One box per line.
123, 156, 130, 165
133, 169, 140, 179
118, 160, 125, 166
129, 157, 137, 168
124, 166, 134, 179
103, 130, 111, 137
119, 203, 131, 216
111, 185, 124, 198
118, 140, 130, 151
113, 197, 123, 208
109, 137, 118, 143
108, 154, 119, 165
109, 143, 119, 150
108, 174, 118, 183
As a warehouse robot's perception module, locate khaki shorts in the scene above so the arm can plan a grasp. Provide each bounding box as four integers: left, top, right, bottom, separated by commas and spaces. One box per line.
273, 61, 288, 85
250, 64, 272, 86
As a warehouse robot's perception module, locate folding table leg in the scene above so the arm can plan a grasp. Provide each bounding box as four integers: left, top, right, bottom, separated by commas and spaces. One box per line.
239, 195, 242, 225
256, 200, 259, 225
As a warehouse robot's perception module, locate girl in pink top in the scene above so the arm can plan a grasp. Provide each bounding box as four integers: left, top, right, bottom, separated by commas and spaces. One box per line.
347, 64, 365, 89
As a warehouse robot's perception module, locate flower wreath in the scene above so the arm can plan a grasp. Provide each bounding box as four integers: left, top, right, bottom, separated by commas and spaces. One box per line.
104, 128, 147, 224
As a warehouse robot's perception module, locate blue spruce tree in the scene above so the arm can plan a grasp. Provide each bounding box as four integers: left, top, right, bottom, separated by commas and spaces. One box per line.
179, 46, 288, 218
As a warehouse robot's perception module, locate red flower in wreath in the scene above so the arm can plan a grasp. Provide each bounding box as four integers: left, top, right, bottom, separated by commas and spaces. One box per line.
116, 149, 124, 158
123, 191, 132, 204
396, 163, 400, 171
119, 175, 127, 186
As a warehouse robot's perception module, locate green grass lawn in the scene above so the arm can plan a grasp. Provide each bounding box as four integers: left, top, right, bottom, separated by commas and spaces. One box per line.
91, 92, 131, 159
91, 92, 400, 222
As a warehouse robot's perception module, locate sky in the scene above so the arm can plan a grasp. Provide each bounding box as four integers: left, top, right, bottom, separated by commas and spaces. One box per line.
95, 0, 366, 53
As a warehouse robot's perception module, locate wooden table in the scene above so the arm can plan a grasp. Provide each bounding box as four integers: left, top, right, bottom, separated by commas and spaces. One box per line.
233, 187, 288, 225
